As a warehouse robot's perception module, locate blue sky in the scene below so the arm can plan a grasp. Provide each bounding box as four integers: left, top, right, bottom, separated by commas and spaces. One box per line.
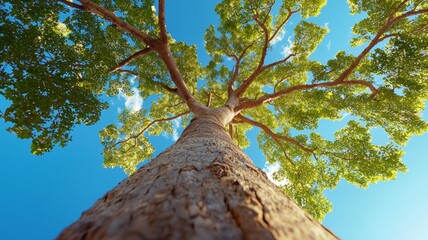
1, 1, 427, 239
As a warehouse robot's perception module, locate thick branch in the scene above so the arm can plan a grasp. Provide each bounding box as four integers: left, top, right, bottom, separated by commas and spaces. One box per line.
60, 0, 203, 114
106, 111, 190, 151
109, 47, 153, 73
206, 92, 213, 107
236, 80, 379, 111
236, 114, 313, 153
155, 44, 205, 113
158, 0, 168, 42
70, 0, 156, 45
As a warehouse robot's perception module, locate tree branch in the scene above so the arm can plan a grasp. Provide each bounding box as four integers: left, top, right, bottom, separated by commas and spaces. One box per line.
261, 53, 296, 72
235, 114, 313, 153
233, 13, 270, 98
109, 47, 153, 73
268, 8, 298, 43
68, 0, 156, 46
273, 76, 290, 92
388, 0, 410, 21
227, 41, 257, 95
236, 80, 379, 111
158, 0, 168, 42
58, 0, 85, 10
335, 4, 428, 83
233, 8, 298, 98
116, 69, 180, 96
59, 0, 204, 114
206, 92, 213, 107
106, 110, 190, 151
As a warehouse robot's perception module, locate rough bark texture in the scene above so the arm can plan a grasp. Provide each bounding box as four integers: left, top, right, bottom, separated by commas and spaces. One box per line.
58, 118, 338, 240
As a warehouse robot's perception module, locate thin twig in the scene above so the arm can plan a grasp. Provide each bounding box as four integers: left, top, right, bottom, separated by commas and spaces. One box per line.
236, 114, 314, 153
109, 47, 152, 73
116, 69, 179, 96
106, 110, 190, 151
58, 0, 85, 10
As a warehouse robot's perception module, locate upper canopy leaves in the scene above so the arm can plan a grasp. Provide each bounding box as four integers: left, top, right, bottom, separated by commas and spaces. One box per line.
1, 0, 427, 220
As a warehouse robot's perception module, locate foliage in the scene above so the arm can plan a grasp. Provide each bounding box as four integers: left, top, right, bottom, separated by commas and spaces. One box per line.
1, 0, 427, 220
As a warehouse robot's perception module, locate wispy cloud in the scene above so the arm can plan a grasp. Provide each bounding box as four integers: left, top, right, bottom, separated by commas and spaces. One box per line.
171, 118, 181, 141
161, 117, 182, 141
327, 40, 331, 51
271, 29, 286, 45
281, 36, 294, 57
324, 22, 329, 29
262, 162, 290, 186
118, 87, 143, 112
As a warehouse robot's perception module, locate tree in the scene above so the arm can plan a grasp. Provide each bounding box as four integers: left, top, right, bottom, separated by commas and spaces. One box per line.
1, 0, 427, 238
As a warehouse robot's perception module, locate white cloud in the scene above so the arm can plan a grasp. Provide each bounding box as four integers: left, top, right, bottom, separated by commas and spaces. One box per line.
340, 110, 350, 119
281, 36, 294, 57
171, 118, 181, 141
263, 162, 290, 186
324, 22, 329, 29
326, 40, 331, 51
161, 117, 182, 141
118, 87, 143, 112
271, 29, 286, 45
129, 74, 137, 84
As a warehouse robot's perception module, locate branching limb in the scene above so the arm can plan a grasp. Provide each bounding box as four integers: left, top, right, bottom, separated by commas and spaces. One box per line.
268, 8, 299, 43
109, 47, 153, 73
59, 0, 156, 45
227, 41, 257, 95
106, 110, 190, 151
235, 114, 300, 165
388, 0, 410, 21
233, 8, 298, 98
233, 13, 270, 98
335, 3, 428, 83
236, 80, 379, 111
273, 75, 290, 92
59, 0, 204, 114
116, 69, 180, 96
235, 114, 313, 153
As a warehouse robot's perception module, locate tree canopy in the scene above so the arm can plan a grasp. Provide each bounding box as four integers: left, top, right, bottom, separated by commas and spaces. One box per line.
1, 0, 427, 220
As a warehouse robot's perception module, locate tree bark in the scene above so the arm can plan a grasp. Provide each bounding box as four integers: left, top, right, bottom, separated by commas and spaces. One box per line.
57, 118, 338, 240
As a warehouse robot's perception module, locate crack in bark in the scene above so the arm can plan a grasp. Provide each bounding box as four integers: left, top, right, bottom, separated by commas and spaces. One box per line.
253, 188, 274, 233
223, 194, 246, 239
144, 175, 161, 196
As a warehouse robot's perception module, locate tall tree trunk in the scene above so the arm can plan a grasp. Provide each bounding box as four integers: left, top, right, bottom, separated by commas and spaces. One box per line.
58, 118, 338, 240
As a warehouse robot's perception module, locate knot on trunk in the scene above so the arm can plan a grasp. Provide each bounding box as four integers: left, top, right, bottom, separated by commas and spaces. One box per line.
209, 162, 231, 179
